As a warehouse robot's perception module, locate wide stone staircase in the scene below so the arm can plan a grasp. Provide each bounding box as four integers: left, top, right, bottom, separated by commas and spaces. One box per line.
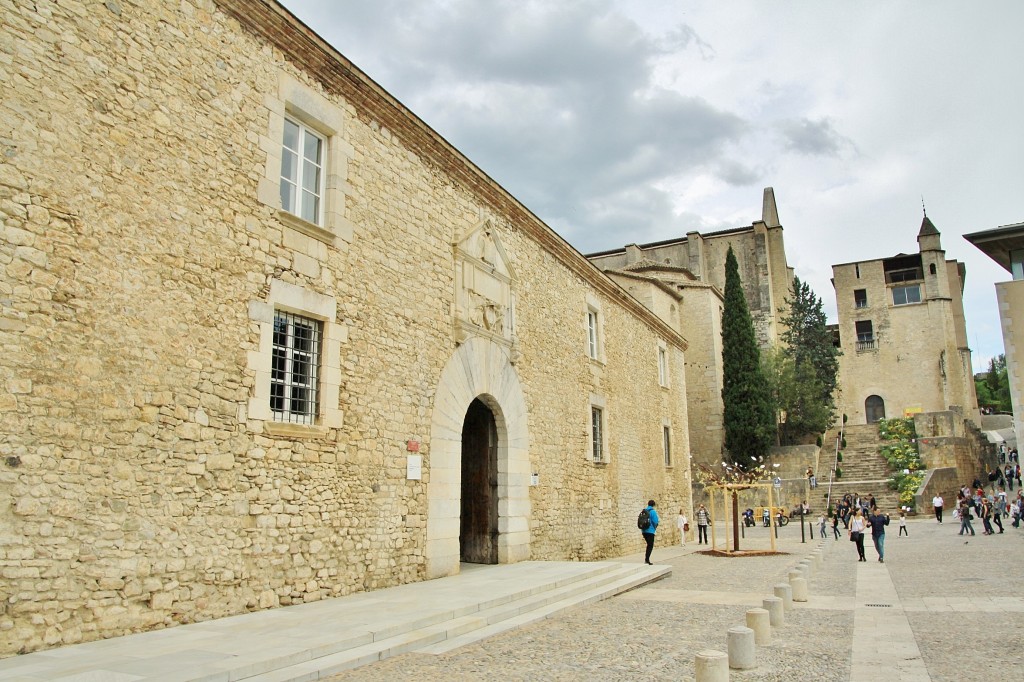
0, 560, 668, 682
821, 424, 902, 511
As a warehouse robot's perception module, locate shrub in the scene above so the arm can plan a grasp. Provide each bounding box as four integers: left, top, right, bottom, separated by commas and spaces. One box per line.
837, 453, 843, 462
878, 417, 923, 511
835, 467, 843, 478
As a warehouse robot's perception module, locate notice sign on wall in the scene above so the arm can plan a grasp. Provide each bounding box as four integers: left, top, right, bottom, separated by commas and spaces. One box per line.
406, 454, 422, 480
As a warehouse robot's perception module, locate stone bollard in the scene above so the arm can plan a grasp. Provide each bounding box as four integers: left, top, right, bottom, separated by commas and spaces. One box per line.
799, 561, 812, 578
745, 607, 771, 645
774, 583, 793, 612
727, 625, 756, 669
762, 596, 785, 627
790, 575, 808, 602
788, 570, 802, 583
811, 551, 822, 568
695, 649, 729, 682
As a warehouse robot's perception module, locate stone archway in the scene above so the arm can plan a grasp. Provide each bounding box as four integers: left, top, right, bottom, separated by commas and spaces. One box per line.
426, 337, 531, 579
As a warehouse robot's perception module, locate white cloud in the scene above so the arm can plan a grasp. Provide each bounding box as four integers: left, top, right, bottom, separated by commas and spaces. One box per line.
281, 0, 1024, 371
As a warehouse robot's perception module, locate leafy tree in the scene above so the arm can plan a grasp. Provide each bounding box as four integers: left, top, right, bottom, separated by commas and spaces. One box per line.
721, 246, 775, 465
776, 276, 840, 439
762, 347, 835, 446
976, 354, 1012, 412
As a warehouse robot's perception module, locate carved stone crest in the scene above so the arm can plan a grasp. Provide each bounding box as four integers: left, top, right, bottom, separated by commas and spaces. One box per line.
454, 218, 517, 358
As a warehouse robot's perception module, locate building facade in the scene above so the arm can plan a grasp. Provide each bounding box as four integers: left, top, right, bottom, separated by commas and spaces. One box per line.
832, 217, 979, 425
587, 189, 794, 465
0, 0, 692, 655
964, 222, 1024, 448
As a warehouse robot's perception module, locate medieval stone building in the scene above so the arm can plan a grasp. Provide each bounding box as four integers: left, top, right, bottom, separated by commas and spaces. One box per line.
587, 189, 794, 465
831, 216, 979, 425
0, 0, 693, 654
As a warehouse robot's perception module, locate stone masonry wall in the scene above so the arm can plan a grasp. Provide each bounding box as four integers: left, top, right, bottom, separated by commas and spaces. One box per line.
0, 0, 691, 655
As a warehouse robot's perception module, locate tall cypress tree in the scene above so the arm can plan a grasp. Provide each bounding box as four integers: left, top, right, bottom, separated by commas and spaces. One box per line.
721, 246, 775, 465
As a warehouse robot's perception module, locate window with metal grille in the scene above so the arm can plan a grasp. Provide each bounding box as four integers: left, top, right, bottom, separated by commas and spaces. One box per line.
280, 118, 325, 225
271, 311, 322, 424
663, 426, 671, 467
591, 406, 604, 462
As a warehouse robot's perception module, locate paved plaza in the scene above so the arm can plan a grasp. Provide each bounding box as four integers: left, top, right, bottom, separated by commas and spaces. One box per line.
1, 515, 1022, 681
327, 516, 1024, 682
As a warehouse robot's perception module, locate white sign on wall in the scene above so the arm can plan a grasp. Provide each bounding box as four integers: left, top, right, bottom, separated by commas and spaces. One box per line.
406, 454, 422, 480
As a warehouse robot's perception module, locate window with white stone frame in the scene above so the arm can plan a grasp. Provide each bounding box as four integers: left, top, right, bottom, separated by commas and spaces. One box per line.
245, 279, 345, 436
585, 294, 605, 363
589, 393, 609, 463
280, 118, 325, 226
259, 73, 355, 247
663, 424, 672, 467
657, 343, 669, 387
271, 310, 322, 424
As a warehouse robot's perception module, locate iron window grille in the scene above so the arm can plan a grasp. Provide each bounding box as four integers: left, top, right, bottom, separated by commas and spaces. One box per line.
271, 310, 322, 424
591, 406, 604, 462
663, 426, 672, 467
280, 118, 325, 225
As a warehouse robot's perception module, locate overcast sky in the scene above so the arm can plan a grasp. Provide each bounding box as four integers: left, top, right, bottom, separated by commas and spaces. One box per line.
280, 1, 1023, 372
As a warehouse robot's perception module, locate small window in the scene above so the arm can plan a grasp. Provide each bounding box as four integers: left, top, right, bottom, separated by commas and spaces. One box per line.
929, 263, 937, 275
855, 264, 860, 279
892, 284, 921, 306
280, 118, 325, 225
658, 347, 668, 387
663, 426, 671, 467
591, 407, 604, 462
855, 320, 873, 342
587, 309, 599, 359
271, 310, 323, 424
854, 289, 868, 309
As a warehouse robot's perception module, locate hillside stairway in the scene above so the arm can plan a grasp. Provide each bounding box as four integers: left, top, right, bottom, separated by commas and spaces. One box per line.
0, 560, 668, 682
822, 424, 902, 511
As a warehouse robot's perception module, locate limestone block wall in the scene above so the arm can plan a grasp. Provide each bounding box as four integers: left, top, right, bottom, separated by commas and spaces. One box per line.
834, 259, 973, 424
0, 0, 691, 655
996, 280, 1024, 448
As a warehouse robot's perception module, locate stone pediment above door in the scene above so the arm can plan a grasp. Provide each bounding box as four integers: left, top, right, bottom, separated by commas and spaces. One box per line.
453, 218, 518, 358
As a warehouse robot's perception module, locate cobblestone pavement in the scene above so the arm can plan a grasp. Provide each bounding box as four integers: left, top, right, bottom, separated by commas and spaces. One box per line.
325, 517, 1024, 681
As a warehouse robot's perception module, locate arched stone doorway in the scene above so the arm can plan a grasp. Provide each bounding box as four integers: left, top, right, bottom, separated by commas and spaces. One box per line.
460, 398, 498, 564
426, 337, 531, 579
865, 395, 886, 423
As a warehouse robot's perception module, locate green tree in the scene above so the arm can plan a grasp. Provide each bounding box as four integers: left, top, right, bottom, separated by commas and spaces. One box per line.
762, 347, 835, 446
777, 276, 840, 438
977, 354, 1012, 412
721, 246, 775, 466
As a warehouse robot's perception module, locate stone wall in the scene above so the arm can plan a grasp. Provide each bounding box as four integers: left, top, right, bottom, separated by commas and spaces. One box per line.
914, 411, 996, 485
0, 0, 691, 655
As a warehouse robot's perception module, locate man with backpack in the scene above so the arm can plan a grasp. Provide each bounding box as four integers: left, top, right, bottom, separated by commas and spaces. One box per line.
638, 500, 659, 565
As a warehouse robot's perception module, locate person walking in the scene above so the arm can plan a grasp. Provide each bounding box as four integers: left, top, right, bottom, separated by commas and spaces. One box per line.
898, 511, 908, 536
980, 497, 995, 535
640, 500, 659, 564
695, 504, 710, 545
958, 499, 976, 536
832, 511, 841, 539
676, 508, 688, 547
867, 508, 890, 562
849, 509, 867, 562
932, 494, 944, 523
818, 512, 827, 539
806, 467, 817, 489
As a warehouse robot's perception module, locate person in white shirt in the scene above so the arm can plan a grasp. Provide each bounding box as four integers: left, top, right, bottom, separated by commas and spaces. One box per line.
932, 494, 944, 523
676, 509, 688, 547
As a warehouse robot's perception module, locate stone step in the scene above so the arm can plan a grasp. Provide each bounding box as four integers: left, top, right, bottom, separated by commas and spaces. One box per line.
239, 563, 668, 682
